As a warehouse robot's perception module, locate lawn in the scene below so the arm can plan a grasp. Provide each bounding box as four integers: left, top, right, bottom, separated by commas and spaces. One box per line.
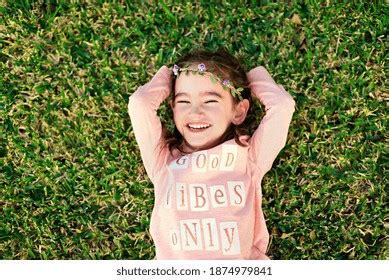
0, 0, 387, 259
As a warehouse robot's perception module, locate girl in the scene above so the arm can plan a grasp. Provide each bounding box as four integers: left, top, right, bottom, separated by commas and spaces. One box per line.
128, 49, 295, 260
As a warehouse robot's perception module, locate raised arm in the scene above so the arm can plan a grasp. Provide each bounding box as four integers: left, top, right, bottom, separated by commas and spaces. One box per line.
247, 66, 296, 177
128, 66, 172, 183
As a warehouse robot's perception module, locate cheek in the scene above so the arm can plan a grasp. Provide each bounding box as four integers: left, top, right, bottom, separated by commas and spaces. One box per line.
172, 109, 178, 122
207, 104, 230, 117
172, 107, 184, 124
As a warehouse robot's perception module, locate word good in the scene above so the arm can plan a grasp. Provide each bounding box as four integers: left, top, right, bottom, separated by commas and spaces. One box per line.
169, 145, 238, 172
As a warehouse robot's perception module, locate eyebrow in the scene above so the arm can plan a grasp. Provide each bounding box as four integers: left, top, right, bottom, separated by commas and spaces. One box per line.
175, 91, 223, 99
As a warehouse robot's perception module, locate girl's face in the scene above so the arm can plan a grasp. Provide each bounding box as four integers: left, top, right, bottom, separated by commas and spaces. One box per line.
171, 70, 249, 152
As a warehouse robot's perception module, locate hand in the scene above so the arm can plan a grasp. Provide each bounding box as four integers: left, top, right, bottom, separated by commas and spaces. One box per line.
150, 65, 172, 86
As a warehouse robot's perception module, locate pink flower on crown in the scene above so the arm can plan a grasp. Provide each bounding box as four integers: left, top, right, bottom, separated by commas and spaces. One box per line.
197, 63, 206, 72
173, 64, 180, 76
222, 79, 230, 86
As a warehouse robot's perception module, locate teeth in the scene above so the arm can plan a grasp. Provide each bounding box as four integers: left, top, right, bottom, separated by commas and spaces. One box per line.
188, 124, 210, 129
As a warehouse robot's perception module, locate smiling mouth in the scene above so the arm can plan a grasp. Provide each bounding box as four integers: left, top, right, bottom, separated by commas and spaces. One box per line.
186, 123, 211, 132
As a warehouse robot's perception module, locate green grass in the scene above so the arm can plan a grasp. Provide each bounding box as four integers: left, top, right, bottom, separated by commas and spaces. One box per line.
0, 0, 387, 259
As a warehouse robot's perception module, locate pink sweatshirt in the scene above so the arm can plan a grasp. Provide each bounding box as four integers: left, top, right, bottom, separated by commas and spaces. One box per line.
128, 65, 295, 259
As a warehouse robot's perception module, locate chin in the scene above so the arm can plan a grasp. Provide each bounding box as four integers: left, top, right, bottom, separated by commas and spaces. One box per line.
186, 139, 218, 151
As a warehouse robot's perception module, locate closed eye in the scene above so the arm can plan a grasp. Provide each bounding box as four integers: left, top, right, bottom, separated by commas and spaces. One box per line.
176, 100, 190, 104
205, 100, 218, 103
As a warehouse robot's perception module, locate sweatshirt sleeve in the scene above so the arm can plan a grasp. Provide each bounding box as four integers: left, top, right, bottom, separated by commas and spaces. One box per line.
127, 65, 172, 183
247, 66, 296, 177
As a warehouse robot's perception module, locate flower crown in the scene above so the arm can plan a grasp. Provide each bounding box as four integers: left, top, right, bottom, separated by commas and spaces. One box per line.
172, 63, 244, 101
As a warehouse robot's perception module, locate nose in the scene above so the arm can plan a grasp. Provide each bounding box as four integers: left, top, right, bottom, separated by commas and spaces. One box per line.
189, 103, 203, 115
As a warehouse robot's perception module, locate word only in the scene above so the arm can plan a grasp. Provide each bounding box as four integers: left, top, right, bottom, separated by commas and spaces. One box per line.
169, 218, 241, 255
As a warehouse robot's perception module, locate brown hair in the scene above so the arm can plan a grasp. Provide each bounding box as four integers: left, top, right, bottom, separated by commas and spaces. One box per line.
161, 48, 252, 156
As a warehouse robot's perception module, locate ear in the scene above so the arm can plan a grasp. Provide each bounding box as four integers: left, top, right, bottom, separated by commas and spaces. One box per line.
169, 100, 174, 110
231, 99, 250, 125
